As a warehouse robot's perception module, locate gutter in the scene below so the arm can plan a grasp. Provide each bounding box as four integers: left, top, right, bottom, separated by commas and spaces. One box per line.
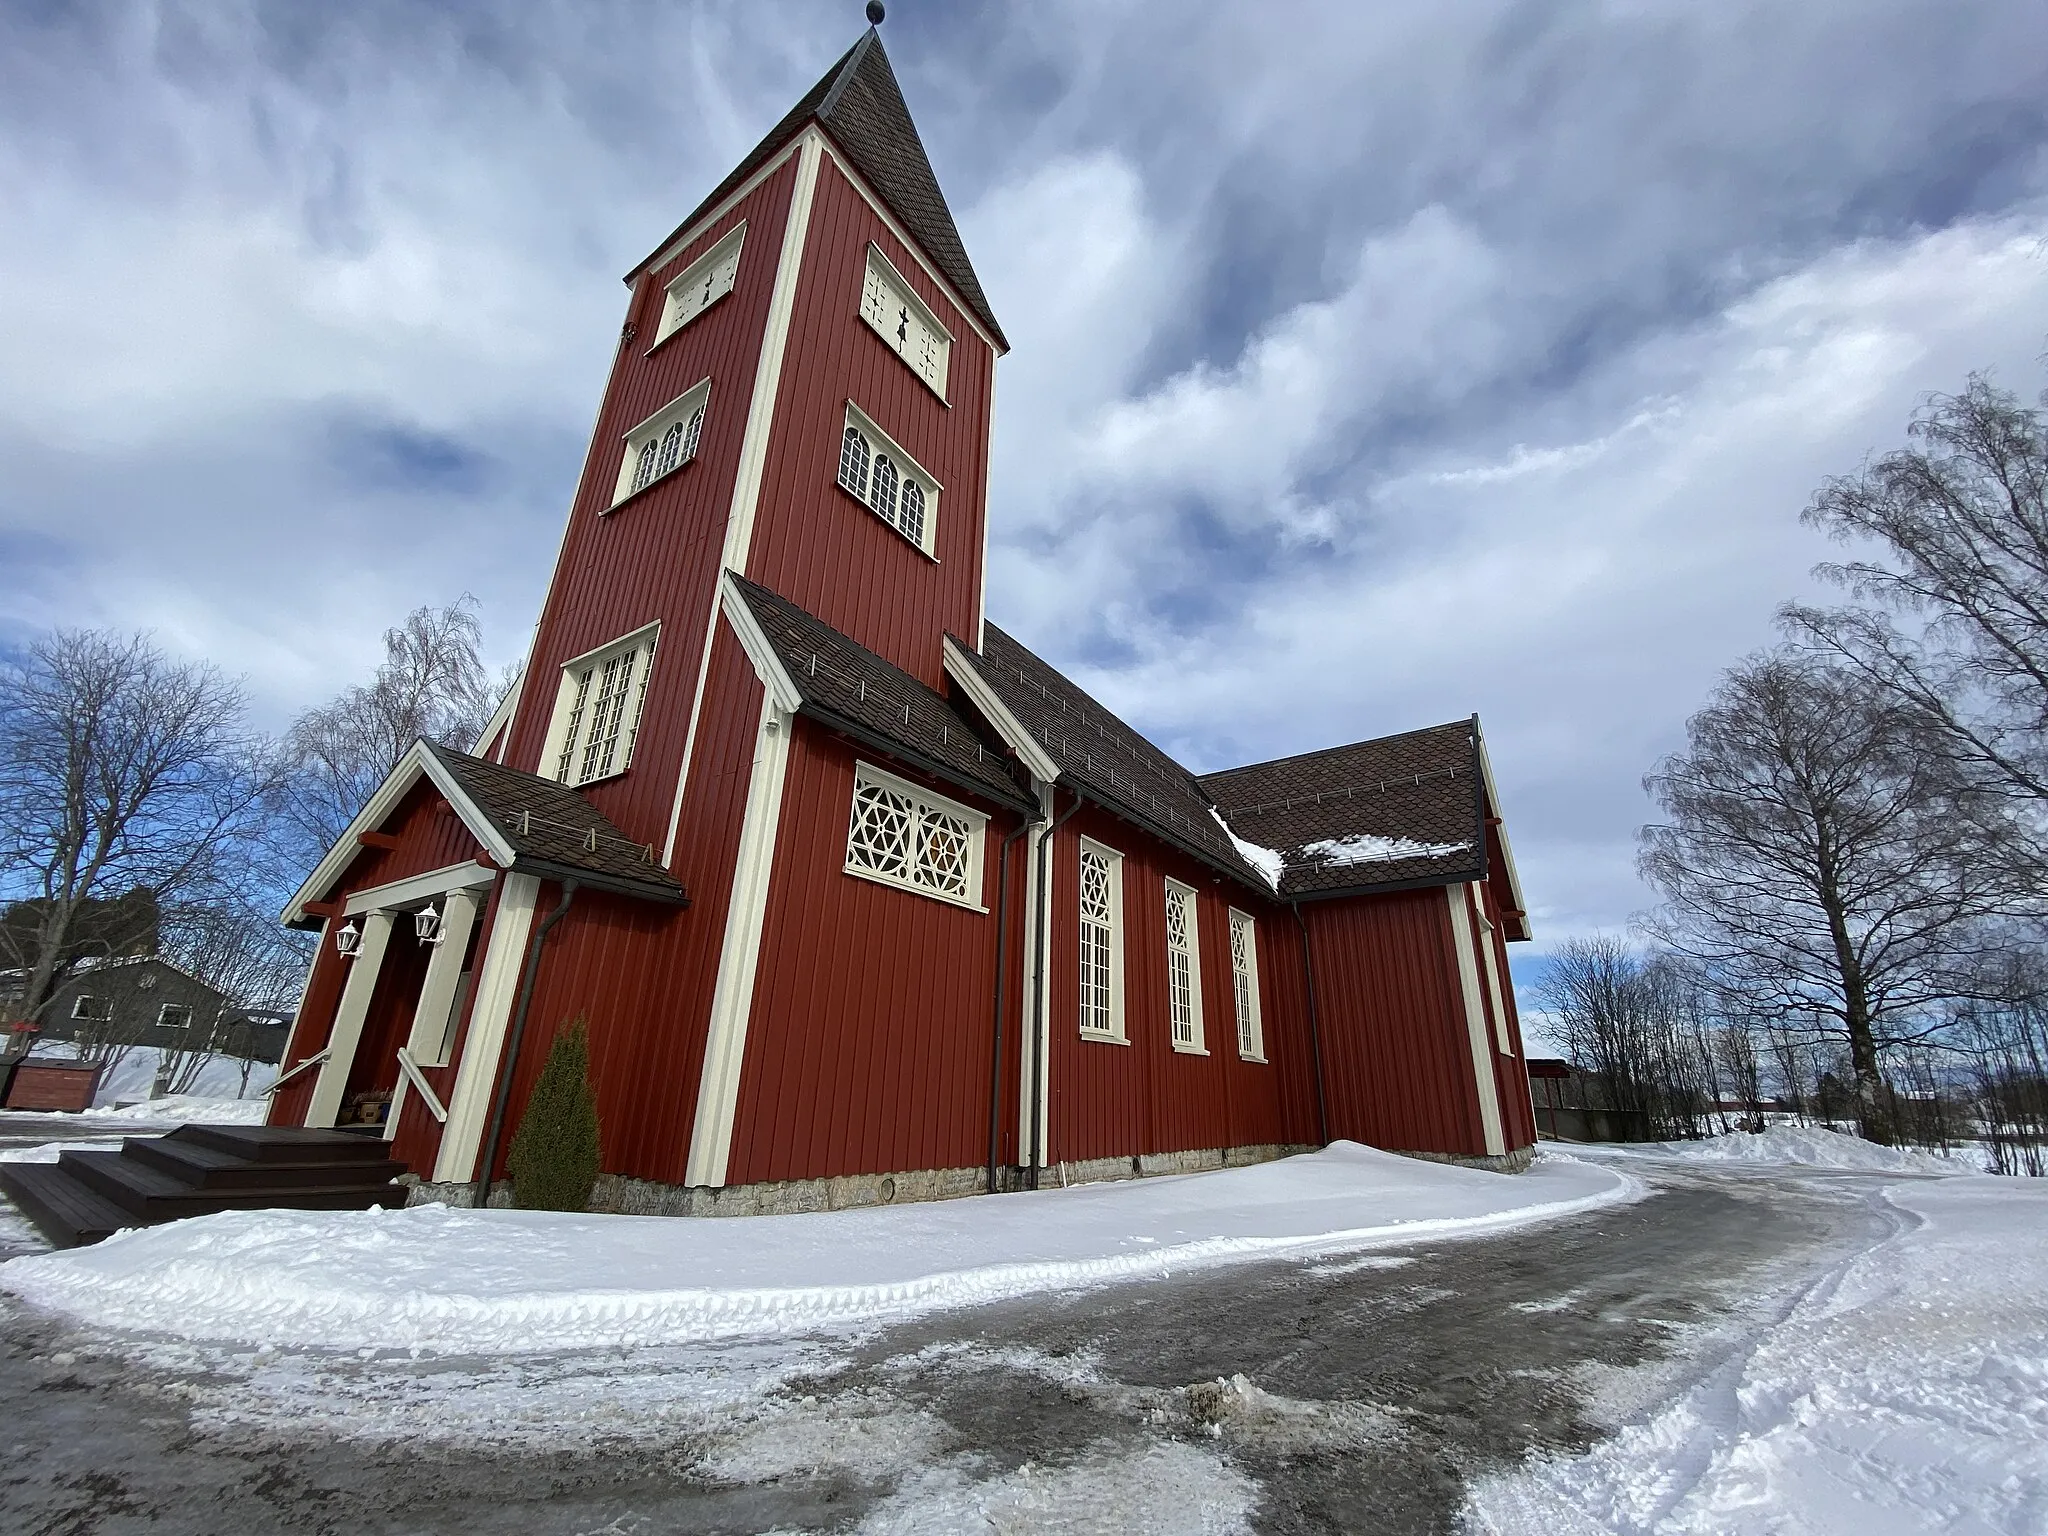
985, 808, 1042, 1193
1026, 788, 1084, 1190
1291, 902, 1331, 1147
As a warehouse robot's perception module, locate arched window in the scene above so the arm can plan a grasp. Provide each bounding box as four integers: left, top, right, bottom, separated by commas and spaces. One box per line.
631, 439, 660, 493
871, 454, 899, 526
682, 406, 705, 463
897, 480, 925, 546
838, 426, 870, 500
655, 419, 687, 478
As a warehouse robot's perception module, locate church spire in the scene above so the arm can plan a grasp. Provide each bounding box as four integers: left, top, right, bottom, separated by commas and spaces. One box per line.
632, 23, 1005, 350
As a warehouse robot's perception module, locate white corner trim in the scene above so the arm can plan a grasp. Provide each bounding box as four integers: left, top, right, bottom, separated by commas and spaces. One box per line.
1473, 722, 1531, 938
943, 636, 1059, 782
1020, 779, 1054, 1167
717, 575, 805, 712
1448, 883, 1508, 1157
686, 692, 795, 1187
434, 873, 541, 1183
304, 911, 393, 1129
721, 129, 823, 575
661, 130, 823, 868
342, 861, 496, 918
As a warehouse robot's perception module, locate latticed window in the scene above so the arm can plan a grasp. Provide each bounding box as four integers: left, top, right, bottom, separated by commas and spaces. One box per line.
837, 406, 938, 553
1165, 881, 1202, 1050
549, 628, 658, 786
1230, 908, 1265, 1061
1079, 842, 1122, 1037
613, 381, 710, 506
843, 764, 986, 907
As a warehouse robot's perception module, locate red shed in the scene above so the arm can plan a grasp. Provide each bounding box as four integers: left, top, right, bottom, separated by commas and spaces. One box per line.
272, 22, 1540, 1211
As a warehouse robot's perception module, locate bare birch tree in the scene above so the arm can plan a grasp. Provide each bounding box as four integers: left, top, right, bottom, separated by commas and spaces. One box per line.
1640, 651, 2012, 1142
282, 598, 508, 858
1783, 371, 2048, 886
0, 631, 276, 1025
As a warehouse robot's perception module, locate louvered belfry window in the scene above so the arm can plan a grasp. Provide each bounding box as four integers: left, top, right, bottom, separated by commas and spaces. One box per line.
1079, 842, 1122, 1037
838, 405, 938, 554
550, 628, 658, 787
859, 245, 951, 399
843, 764, 985, 907
1230, 908, 1265, 1061
1165, 881, 1203, 1050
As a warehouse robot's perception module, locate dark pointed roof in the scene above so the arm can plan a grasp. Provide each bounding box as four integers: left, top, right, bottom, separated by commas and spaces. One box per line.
636, 29, 1006, 351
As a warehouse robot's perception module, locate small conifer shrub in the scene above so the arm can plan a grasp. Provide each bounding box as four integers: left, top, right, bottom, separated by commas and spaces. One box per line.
507, 1016, 603, 1212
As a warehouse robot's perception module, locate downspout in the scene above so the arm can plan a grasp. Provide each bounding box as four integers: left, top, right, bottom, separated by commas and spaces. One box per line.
474, 879, 578, 1210
986, 809, 1040, 1194
1028, 790, 1085, 1190
1292, 902, 1331, 1147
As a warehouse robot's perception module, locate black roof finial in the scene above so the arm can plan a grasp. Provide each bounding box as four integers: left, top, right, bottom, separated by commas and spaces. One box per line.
866, 1, 885, 24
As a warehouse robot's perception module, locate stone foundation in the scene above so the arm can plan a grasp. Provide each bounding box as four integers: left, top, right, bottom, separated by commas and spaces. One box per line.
401, 1140, 1323, 1216
1391, 1145, 1536, 1175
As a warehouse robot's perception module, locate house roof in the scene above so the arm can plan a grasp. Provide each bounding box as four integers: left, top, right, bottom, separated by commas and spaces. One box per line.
635, 28, 1007, 351
283, 741, 688, 927
420, 742, 691, 903
954, 625, 1278, 890
724, 576, 1035, 814
1197, 721, 1491, 900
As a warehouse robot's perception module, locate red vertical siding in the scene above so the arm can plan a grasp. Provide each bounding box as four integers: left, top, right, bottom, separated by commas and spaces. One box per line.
1476, 877, 1538, 1150
724, 719, 1027, 1185
498, 158, 801, 854
1302, 889, 1491, 1158
743, 156, 996, 690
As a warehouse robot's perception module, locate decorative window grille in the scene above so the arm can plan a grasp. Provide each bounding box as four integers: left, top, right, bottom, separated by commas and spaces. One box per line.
70, 994, 107, 1022
859, 245, 951, 398
548, 627, 658, 787
1165, 881, 1203, 1051
158, 1004, 193, 1031
837, 404, 939, 554
613, 380, 711, 506
1229, 908, 1265, 1061
1078, 841, 1123, 1037
658, 223, 745, 341
843, 763, 987, 908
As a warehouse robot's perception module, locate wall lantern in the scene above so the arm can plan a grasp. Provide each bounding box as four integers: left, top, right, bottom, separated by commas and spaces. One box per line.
414, 901, 445, 946
335, 919, 362, 958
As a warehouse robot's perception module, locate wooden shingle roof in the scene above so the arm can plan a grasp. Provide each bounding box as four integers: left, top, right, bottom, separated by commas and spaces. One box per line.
635, 28, 1006, 350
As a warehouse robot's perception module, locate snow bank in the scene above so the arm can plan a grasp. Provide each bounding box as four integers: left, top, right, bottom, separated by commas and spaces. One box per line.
0, 1142, 1637, 1355
1468, 1174, 2048, 1535
1588, 1124, 1969, 1175
79, 1095, 270, 1125
89, 1047, 276, 1107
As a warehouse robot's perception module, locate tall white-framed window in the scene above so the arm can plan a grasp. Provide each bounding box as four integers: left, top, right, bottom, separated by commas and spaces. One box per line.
542, 624, 660, 787
70, 994, 107, 1022
1229, 908, 1266, 1062
843, 762, 988, 910
612, 378, 711, 508
859, 244, 952, 399
657, 223, 745, 342
158, 1003, 193, 1031
1078, 838, 1125, 1040
1165, 879, 1205, 1053
836, 402, 939, 556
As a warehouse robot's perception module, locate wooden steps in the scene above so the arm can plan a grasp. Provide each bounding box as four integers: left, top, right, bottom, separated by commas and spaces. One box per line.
0, 1124, 409, 1249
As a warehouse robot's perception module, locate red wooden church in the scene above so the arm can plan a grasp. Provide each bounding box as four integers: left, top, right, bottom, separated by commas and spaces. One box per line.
272, 20, 1540, 1211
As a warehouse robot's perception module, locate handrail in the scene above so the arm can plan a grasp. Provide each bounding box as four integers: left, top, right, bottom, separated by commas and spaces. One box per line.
263, 1048, 330, 1096
395, 1048, 448, 1124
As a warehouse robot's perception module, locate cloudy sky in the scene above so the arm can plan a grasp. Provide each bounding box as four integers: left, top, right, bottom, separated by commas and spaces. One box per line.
4, 0, 2046, 978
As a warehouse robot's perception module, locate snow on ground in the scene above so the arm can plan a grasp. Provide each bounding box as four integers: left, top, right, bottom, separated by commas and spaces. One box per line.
77, 1094, 269, 1124
86, 1046, 276, 1107
0, 1142, 1637, 1355
1572, 1124, 1980, 1175
1466, 1173, 2048, 1536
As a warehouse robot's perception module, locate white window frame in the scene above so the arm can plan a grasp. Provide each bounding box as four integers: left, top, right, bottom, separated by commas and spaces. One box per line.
1165, 879, 1206, 1054
539, 623, 661, 788
859, 243, 952, 401
1229, 908, 1266, 1063
836, 401, 940, 558
70, 994, 107, 1022
1077, 837, 1126, 1042
610, 378, 712, 509
842, 761, 989, 911
656, 222, 745, 342
157, 1003, 194, 1031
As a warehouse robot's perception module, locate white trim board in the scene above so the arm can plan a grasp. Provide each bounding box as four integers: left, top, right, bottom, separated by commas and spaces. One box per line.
1447, 883, 1508, 1157
434, 873, 541, 1183
304, 911, 393, 1130
342, 861, 496, 918
942, 638, 1060, 782
634, 142, 801, 287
